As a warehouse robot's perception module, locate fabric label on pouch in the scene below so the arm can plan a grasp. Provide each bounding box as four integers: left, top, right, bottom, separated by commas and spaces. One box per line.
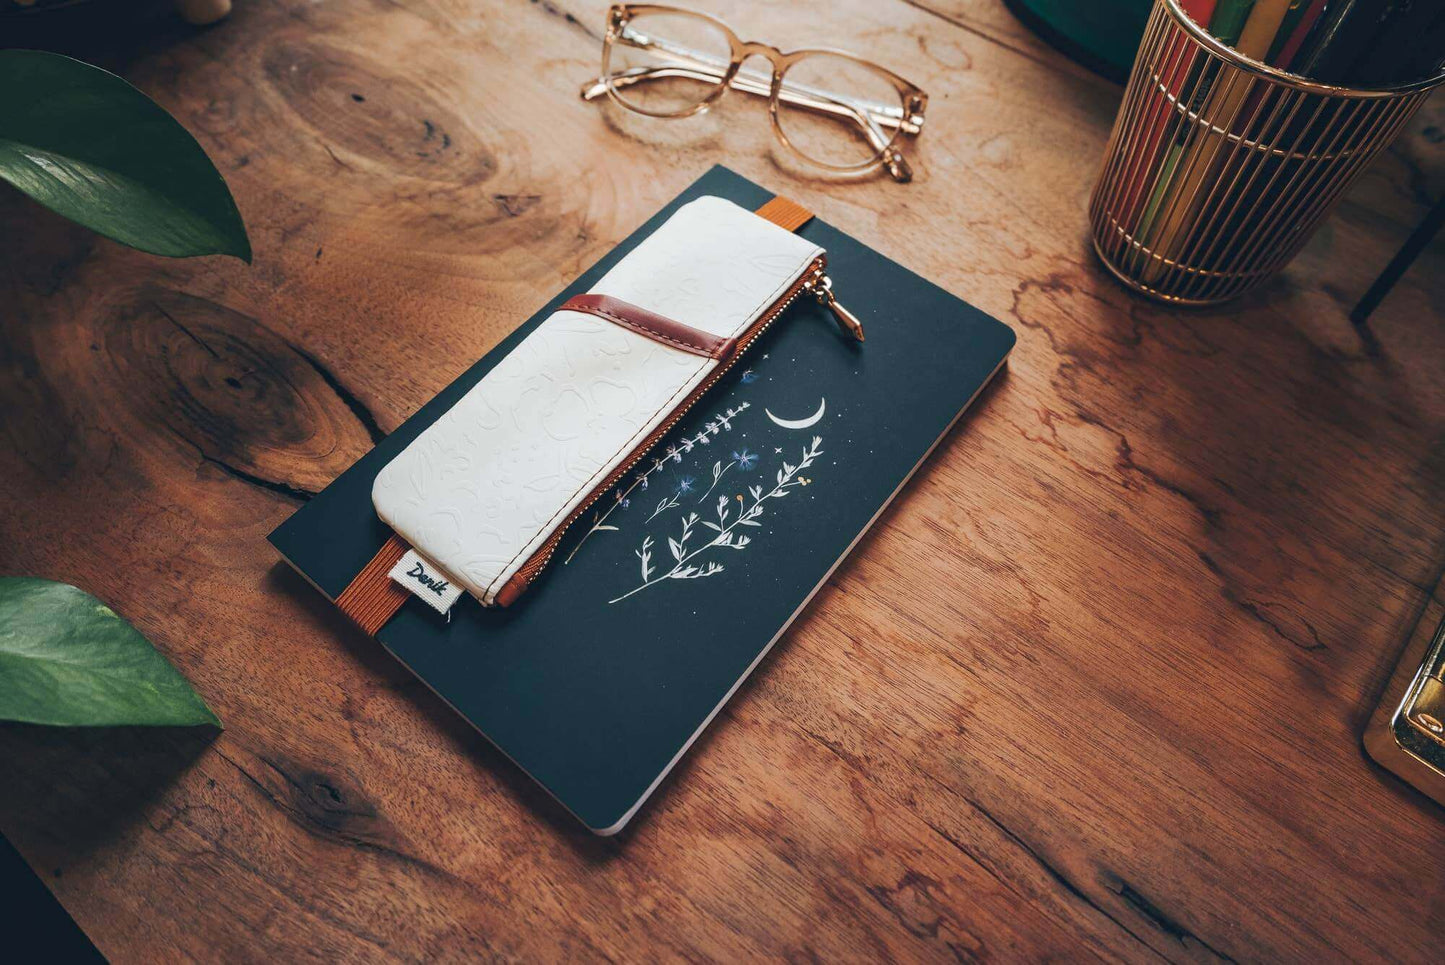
388, 548, 464, 615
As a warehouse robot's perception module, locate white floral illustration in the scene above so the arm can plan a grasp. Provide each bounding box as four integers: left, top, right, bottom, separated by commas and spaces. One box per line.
608, 435, 823, 604
696, 446, 758, 504
563, 403, 748, 564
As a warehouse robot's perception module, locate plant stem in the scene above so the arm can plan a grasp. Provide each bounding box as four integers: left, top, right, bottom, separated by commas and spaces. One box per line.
608, 439, 819, 604
696, 460, 736, 504
646, 493, 681, 522
564, 403, 749, 564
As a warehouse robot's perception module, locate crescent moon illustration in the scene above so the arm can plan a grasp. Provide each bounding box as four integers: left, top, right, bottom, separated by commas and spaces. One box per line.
765, 397, 826, 430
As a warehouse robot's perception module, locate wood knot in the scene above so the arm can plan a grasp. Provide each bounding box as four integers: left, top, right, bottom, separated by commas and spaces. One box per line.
262, 38, 495, 182
99, 289, 378, 499
262, 756, 378, 834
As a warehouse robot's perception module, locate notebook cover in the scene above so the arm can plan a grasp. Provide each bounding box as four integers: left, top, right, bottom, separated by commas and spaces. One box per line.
269, 166, 1016, 834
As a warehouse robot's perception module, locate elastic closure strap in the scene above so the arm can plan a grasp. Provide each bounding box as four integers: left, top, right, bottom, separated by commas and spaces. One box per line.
335, 533, 411, 634
754, 196, 814, 232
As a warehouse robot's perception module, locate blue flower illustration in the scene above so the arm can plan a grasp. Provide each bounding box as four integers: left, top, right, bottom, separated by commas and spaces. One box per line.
733, 448, 757, 470
740, 369, 758, 384
676, 475, 696, 495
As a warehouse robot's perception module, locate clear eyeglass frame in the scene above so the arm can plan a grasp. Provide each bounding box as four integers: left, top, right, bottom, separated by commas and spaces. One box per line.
579, 3, 929, 183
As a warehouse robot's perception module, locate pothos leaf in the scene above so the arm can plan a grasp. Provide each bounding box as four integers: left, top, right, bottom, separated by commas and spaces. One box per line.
0, 50, 250, 261
0, 578, 221, 727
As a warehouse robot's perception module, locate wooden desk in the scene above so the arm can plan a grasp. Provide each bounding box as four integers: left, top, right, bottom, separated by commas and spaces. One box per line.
3, 1, 1443, 959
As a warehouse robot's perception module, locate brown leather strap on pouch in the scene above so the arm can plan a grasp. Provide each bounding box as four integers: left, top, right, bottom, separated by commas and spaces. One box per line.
560, 293, 736, 359
335, 195, 814, 634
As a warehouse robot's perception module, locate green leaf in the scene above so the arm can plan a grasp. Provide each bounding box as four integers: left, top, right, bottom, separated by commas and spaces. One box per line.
0, 578, 221, 727
0, 50, 250, 261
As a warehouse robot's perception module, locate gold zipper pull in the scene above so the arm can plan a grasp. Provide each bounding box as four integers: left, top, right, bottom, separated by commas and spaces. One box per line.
811, 274, 865, 342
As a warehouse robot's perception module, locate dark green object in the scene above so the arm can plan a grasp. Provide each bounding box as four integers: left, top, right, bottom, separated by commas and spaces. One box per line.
1005, 0, 1155, 80
1209, 0, 1259, 46
1312, 1, 1445, 86
1294, 1, 1383, 81
0, 50, 249, 261
0, 578, 222, 727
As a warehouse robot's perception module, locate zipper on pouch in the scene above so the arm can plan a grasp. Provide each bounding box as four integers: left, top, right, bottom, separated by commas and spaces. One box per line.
494, 256, 862, 605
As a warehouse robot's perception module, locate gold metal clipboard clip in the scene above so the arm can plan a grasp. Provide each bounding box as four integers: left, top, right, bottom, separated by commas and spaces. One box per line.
1366, 611, 1445, 804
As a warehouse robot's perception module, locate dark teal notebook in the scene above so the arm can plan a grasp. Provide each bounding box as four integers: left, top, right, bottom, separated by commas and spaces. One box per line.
270, 166, 1016, 834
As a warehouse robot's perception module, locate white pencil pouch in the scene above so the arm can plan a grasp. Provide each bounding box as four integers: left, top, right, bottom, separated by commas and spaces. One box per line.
339, 195, 861, 630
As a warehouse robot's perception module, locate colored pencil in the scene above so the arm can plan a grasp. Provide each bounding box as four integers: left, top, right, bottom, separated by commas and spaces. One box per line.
1117, 0, 1219, 230
1142, 0, 1293, 282
1268, 0, 1330, 67
1293, 1, 1396, 82
1210, 0, 1262, 45
1130, 1, 1256, 263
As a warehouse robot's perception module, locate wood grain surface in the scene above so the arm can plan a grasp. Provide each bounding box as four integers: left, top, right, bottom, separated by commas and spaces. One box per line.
3, 0, 1444, 960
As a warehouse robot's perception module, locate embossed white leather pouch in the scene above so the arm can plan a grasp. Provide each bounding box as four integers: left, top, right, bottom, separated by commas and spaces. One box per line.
352, 195, 860, 623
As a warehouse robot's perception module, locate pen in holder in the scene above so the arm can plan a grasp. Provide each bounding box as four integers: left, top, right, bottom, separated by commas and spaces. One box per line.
1089, 0, 1445, 306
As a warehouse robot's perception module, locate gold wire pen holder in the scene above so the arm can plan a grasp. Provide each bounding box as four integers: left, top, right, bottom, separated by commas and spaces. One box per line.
1090, 0, 1445, 306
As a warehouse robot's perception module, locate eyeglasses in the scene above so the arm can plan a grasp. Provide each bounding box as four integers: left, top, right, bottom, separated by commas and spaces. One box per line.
579, 4, 928, 183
